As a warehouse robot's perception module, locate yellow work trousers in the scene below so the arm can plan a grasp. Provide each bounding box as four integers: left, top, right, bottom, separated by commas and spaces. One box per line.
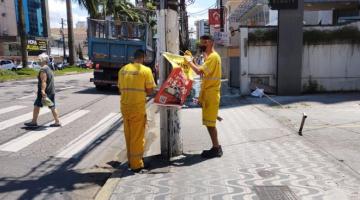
122, 111, 146, 170
200, 89, 220, 127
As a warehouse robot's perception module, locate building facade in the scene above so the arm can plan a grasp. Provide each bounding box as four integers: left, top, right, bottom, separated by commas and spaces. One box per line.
227, 0, 360, 27
0, 0, 17, 36
195, 19, 210, 40
14, 0, 50, 37
0, 0, 18, 56
0, 0, 50, 57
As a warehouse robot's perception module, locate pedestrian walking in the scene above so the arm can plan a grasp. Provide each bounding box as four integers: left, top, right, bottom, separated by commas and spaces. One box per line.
24, 55, 61, 127
118, 49, 156, 172
185, 35, 223, 158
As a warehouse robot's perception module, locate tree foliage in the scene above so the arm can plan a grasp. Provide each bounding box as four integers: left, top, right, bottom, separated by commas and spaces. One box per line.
75, 0, 156, 24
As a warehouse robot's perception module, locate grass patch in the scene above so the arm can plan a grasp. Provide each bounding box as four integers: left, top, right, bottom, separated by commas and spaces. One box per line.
54, 66, 93, 76
0, 67, 93, 82
0, 68, 38, 82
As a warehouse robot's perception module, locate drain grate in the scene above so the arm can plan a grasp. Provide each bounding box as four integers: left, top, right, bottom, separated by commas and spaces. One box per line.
257, 170, 276, 178
254, 186, 299, 200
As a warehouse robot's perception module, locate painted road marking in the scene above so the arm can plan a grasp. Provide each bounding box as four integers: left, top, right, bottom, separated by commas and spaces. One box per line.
0, 110, 90, 152
56, 112, 120, 158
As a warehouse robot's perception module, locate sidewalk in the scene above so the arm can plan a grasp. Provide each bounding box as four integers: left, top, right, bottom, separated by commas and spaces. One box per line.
98, 86, 360, 200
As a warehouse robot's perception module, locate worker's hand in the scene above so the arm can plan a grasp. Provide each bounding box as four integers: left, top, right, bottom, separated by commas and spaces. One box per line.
184, 55, 193, 64
41, 91, 46, 99
154, 87, 160, 94
184, 50, 192, 56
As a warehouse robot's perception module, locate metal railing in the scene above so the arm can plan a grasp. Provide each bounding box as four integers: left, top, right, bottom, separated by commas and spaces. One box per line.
88, 18, 147, 41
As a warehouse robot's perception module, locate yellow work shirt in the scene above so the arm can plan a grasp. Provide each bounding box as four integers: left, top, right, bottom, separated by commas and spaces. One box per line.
199, 51, 222, 127
118, 63, 156, 113
199, 51, 222, 94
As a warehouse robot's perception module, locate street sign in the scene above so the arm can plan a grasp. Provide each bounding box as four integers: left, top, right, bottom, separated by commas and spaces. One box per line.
269, 0, 298, 10
27, 39, 47, 51
208, 9, 221, 25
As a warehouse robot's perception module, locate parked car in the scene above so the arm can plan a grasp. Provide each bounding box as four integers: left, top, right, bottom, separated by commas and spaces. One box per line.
0, 60, 17, 70
17, 61, 41, 70
56, 61, 69, 70
75, 59, 87, 68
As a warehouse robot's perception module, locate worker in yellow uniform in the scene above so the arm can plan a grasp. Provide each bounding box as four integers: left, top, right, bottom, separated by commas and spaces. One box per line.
185, 35, 223, 158
118, 49, 156, 172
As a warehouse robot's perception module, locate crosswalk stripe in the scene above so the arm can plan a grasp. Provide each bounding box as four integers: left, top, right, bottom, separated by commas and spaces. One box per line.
0, 110, 90, 152
16, 94, 35, 100
0, 109, 51, 131
56, 112, 120, 158
0, 105, 27, 115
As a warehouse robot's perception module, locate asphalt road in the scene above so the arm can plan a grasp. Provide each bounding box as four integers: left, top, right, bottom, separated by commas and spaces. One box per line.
0, 73, 125, 200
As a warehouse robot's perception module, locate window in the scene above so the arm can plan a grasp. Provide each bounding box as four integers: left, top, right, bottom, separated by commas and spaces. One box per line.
1, 13, 5, 17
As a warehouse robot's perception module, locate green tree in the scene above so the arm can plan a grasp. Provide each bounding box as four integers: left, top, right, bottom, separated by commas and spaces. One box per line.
75, 0, 156, 23
74, 0, 99, 18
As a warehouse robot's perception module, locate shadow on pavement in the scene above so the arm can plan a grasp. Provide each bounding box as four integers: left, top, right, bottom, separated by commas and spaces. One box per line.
74, 87, 119, 96
171, 153, 207, 167
20, 125, 48, 131
0, 118, 123, 200
116, 153, 208, 178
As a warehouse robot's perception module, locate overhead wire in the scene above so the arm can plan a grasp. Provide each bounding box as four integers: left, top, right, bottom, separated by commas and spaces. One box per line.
187, 2, 217, 16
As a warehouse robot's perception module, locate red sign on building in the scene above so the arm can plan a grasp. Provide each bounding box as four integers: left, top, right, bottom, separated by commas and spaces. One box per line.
208, 9, 221, 25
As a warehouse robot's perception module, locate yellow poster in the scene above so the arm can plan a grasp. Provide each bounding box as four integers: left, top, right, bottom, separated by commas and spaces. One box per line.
162, 52, 194, 80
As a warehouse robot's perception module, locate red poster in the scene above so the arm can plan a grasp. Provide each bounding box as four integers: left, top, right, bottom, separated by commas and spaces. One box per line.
208, 9, 221, 25
154, 68, 193, 107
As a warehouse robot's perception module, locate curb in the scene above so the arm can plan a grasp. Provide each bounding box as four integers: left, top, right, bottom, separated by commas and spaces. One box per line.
95, 168, 124, 200
95, 99, 158, 200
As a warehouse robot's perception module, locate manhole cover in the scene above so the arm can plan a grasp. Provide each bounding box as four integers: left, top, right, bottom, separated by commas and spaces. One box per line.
257, 170, 275, 178
254, 186, 298, 200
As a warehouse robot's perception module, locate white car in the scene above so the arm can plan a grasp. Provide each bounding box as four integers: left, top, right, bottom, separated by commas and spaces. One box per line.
17, 61, 41, 70
0, 60, 17, 70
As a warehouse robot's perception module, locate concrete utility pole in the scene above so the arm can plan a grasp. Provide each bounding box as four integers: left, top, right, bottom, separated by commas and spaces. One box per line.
277, 0, 304, 95
179, 0, 190, 52
17, 0, 28, 69
66, 0, 75, 65
157, 0, 182, 159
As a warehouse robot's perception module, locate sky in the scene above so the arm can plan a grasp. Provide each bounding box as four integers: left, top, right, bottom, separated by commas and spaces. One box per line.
48, 0, 216, 29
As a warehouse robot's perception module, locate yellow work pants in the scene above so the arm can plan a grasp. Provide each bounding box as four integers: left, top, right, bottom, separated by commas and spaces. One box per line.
200, 89, 220, 127
122, 111, 146, 170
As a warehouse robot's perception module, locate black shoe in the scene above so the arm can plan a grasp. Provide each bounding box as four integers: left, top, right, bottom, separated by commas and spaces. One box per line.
201, 146, 223, 158
131, 167, 148, 173
24, 122, 38, 127
50, 123, 62, 127
129, 159, 149, 172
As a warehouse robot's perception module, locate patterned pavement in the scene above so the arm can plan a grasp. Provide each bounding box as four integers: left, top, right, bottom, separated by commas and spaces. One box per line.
108, 94, 360, 200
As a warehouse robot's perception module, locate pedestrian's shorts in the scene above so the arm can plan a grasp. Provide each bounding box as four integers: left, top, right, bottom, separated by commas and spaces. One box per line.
34, 94, 56, 108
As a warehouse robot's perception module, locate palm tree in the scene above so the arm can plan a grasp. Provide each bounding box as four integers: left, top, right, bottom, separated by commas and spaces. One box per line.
74, 0, 99, 18
66, 0, 75, 65
75, 0, 155, 23
17, 0, 28, 68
